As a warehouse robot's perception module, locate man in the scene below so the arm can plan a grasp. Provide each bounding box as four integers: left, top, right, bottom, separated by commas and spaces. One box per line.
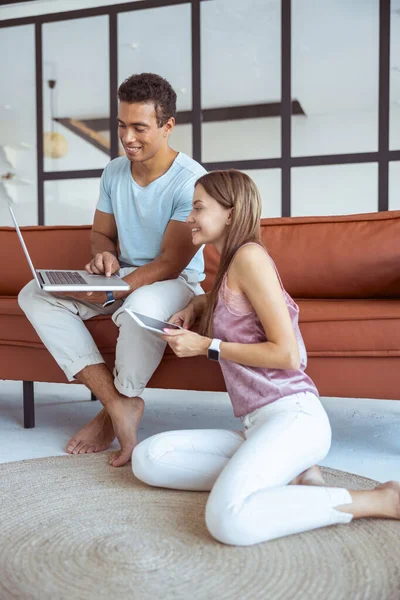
19, 73, 206, 467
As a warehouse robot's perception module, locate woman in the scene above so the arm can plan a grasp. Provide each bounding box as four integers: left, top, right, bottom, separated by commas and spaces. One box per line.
132, 170, 400, 546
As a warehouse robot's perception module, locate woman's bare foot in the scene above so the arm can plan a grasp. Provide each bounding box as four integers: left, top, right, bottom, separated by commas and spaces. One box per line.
66, 408, 116, 455
291, 465, 326, 486
335, 480, 400, 520
373, 481, 400, 519
106, 396, 145, 467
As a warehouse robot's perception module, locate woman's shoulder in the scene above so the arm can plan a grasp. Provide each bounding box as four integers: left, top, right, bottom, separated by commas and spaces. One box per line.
227, 243, 276, 292
231, 243, 270, 270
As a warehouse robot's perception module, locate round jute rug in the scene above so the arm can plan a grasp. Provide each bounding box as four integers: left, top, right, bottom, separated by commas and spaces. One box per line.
0, 454, 399, 600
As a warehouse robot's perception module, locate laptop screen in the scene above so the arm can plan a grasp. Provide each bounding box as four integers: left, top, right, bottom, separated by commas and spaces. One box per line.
8, 205, 42, 288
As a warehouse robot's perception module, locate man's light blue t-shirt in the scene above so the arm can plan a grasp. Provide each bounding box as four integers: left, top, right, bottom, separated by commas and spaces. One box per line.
96, 152, 207, 281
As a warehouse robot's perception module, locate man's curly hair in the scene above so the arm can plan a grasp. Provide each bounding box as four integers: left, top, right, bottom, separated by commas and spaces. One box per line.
117, 73, 177, 128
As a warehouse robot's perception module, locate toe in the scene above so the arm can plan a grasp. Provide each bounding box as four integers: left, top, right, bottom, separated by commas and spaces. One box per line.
66, 438, 79, 454
72, 441, 85, 454
110, 449, 132, 468
108, 451, 119, 465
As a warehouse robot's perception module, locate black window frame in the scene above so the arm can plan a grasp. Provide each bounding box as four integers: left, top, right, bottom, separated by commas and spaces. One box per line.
0, 0, 398, 224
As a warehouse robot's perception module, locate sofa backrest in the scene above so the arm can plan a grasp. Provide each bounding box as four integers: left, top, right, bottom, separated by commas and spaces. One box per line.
2, 210, 400, 298
203, 210, 400, 298
1, 225, 92, 296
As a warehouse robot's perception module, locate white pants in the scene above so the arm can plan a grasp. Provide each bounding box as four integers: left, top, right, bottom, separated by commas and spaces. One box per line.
18, 267, 202, 397
132, 392, 353, 546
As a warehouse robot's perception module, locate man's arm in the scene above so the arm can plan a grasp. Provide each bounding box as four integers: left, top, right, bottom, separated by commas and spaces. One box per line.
114, 219, 201, 301
90, 209, 118, 256
52, 210, 119, 303
84, 210, 120, 277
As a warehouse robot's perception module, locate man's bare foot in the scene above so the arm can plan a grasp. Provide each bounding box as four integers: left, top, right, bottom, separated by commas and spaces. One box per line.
66, 408, 116, 455
106, 396, 145, 468
374, 481, 400, 519
291, 465, 326, 486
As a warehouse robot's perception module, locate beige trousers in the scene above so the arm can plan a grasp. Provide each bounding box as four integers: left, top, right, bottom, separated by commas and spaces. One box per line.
18, 267, 203, 397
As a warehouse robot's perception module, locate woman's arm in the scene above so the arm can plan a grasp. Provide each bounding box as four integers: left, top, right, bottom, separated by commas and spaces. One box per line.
219, 244, 300, 370
163, 245, 301, 369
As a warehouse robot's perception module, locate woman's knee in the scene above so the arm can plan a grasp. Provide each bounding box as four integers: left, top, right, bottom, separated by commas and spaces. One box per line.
131, 439, 152, 483
205, 496, 245, 546
205, 495, 278, 546
131, 434, 170, 487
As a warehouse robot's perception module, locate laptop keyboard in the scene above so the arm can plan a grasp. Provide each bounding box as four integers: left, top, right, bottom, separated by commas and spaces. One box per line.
45, 271, 87, 285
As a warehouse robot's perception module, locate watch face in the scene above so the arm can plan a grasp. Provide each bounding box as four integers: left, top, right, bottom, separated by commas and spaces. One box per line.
208, 348, 219, 361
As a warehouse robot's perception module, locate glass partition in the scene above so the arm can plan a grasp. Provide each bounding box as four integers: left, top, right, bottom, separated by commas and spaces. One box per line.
44, 178, 101, 225
389, 162, 400, 210
42, 16, 110, 172
0, 25, 37, 225
243, 169, 281, 218
201, 0, 281, 162
390, 2, 400, 150
292, 0, 379, 156
291, 163, 378, 216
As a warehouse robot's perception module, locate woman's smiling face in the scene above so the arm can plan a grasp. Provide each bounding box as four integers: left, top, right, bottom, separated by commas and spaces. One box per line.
187, 184, 233, 247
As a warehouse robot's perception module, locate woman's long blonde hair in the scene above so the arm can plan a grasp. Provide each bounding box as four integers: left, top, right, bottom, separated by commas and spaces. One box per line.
197, 170, 264, 338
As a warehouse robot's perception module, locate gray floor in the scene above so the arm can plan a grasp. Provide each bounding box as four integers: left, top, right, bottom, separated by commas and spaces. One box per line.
0, 380, 399, 482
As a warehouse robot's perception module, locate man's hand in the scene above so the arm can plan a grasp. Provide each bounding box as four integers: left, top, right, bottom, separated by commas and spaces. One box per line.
85, 251, 120, 277
161, 328, 211, 358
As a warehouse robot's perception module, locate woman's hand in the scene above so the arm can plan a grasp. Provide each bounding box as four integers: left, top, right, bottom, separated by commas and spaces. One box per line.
168, 303, 197, 330
162, 328, 211, 358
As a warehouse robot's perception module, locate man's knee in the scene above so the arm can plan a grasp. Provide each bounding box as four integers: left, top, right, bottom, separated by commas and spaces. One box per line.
18, 279, 40, 315
114, 285, 169, 328
125, 285, 166, 317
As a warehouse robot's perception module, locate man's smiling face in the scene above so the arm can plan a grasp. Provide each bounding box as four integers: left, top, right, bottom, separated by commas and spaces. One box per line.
117, 101, 172, 163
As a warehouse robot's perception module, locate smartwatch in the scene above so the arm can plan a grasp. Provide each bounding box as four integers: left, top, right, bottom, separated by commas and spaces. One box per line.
102, 291, 116, 308
207, 338, 222, 362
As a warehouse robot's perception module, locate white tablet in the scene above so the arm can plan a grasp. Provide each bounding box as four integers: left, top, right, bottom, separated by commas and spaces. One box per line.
123, 308, 183, 336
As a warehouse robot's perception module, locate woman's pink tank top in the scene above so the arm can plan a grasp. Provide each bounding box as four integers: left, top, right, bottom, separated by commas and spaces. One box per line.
213, 243, 318, 417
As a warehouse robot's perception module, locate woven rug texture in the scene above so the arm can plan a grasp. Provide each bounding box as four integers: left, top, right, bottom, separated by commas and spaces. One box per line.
1, 453, 399, 600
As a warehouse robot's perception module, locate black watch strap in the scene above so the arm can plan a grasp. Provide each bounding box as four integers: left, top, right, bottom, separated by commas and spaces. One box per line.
207, 338, 222, 361
102, 291, 116, 307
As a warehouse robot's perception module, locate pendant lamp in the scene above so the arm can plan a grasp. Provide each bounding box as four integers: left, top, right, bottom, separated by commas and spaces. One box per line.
43, 79, 68, 159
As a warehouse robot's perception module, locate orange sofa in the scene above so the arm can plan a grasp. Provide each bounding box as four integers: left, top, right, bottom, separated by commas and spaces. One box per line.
1, 210, 400, 428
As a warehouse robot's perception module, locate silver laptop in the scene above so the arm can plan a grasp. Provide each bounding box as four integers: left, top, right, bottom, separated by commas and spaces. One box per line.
9, 205, 130, 293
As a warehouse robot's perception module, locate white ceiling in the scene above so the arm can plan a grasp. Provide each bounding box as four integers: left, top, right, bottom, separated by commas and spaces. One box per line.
0, 0, 399, 138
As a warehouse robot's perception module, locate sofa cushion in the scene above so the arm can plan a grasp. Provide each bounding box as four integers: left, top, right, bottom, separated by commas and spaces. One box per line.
2, 297, 399, 358
297, 299, 400, 356
0, 298, 118, 349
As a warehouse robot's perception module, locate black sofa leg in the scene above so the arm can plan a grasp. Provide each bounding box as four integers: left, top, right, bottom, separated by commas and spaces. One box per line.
91, 392, 97, 401
23, 381, 35, 429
